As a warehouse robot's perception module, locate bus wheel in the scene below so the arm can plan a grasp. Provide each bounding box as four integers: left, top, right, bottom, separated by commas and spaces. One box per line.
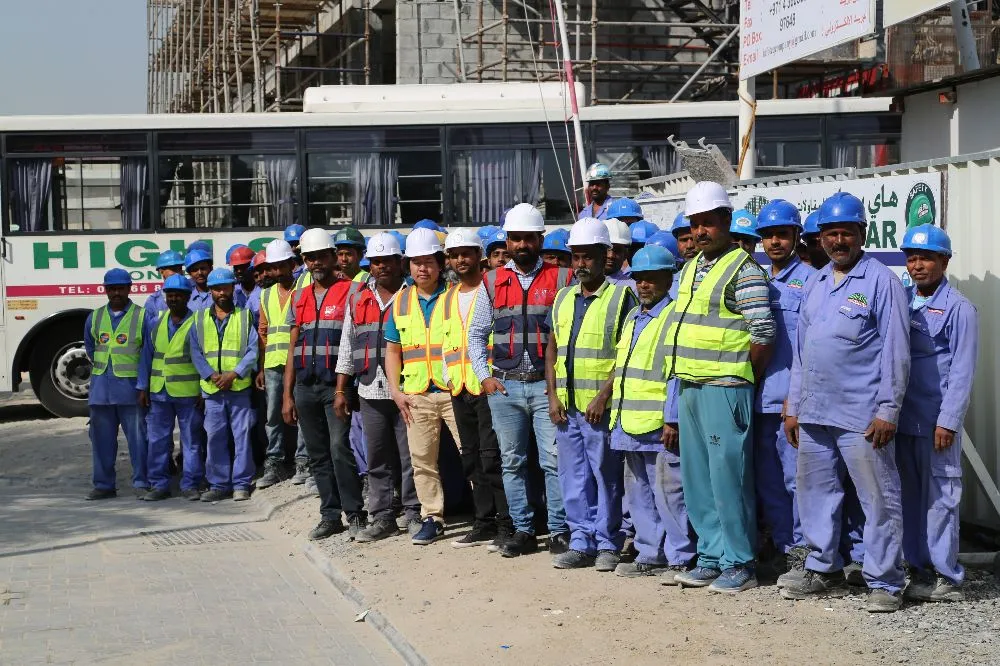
30, 328, 90, 418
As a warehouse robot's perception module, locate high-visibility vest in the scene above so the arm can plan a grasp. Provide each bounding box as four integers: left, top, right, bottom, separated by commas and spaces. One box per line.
551, 281, 630, 412
295, 270, 313, 290
482, 264, 573, 372
352, 270, 370, 283
392, 284, 447, 394
349, 285, 399, 386
610, 301, 677, 434
193, 308, 253, 394
261, 284, 294, 369
666, 248, 754, 383
441, 284, 490, 397
291, 280, 358, 383
149, 311, 200, 398
90, 303, 144, 378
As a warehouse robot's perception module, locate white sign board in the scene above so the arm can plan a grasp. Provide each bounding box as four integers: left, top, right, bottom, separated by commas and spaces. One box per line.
740, 0, 876, 79
883, 0, 952, 28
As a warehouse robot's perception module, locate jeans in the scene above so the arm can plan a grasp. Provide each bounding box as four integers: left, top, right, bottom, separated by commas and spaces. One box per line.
360, 398, 420, 522
452, 391, 511, 530
89, 403, 148, 491
403, 391, 462, 522
263, 367, 307, 462
487, 379, 565, 535
294, 380, 364, 522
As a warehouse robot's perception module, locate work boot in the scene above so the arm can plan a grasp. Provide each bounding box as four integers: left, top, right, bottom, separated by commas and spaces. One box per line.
777, 546, 811, 589
85, 488, 117, 501
200, 489, 232, 502
142, 489, 171, 502
615, 562, 670, 578
548, 532, 570, 555
595, 550, 621, 572
500, 531, 539, 558
780, 570, 850, 600
347, 513, 367, 540
452, 522, 497, 549
133, 486, 150, 499
866, 589, 903, 613
906, 573, 964, 602
356, 519, 400, 543
181, 488, 201, 501
843, 561, 865, 586
309, 518, 345, 541
552, 549, 596, 569
405, 516, 423, 536
256, 459, 284, 489
487, 522, 515, 553
233, 489, 251, 502
291, 461, 310, 485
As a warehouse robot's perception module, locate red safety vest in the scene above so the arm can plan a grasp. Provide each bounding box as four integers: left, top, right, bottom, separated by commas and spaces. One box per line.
348, 285, 398, 386
291, 280, 360, 383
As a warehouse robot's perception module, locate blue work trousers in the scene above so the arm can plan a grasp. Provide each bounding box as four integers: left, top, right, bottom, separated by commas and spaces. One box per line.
487, 379, 565, 535
678, 381, 757, 570
263, 367, 307, 462
555, 410, 624, 555
896, 433, 964, 585
147, 399, 204, 492
625, 450, 696, 566
796, 424, 905, 593
754, 413, 803, 553
350, 410, 368, 476
204, 391, 256, 492
90, 404, 148, 491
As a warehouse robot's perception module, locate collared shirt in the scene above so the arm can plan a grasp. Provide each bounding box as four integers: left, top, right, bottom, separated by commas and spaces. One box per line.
293, 264, 305, 280
188, 288, 214, 312
607, 267, 636, 293
898, 279, 978, 436
233, 283, 252, 312
756, 257, 816, 413
188, 309, 259, 393
577, 197, 617, 220
787, 253, 910, 431
335, 280, 405, 401
384, 280, 447, 393
136, 310, 198, 404
84, 302, 141, 406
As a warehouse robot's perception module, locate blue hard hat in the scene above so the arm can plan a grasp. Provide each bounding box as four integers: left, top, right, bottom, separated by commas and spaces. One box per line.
608, 198, 643, 219
225, 243, 247, 264
542, 234, 570, 254
155, 250, 185, 269
413, 219, 441, 232
630, 220, 660, 244
206, 268, 236, 287
486, 229, 508, 251
818, 192, 867, 228
162, 274, 193, 292
547, 227, 570, 242
670, 212, 691, 237
730, 209, 760, 240
387, 230, 407, 253
284, 223, 306, 243
103, 268, 132, 286
478, 225, 499, 242
756, 199, 802, 232
184, 249, 213, 269
186, 240, 212, 256
901, 223, 952, 257
630, 245, 677, 273
803, 210, 821, 237
645, 230, 681, 261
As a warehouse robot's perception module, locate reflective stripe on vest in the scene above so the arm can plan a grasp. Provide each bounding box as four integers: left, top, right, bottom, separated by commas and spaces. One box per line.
441, 284, 493, 397
350, 284, 400, 386
90, 303, 143, 377
393, 284, 447, 394
295, 271, 313, 290
666, 249, 754, 383
552, 281, 629, 412
149, 311, 200, 398
610, 302, 677, 434
194, 308, 253, 394
352, 270, 370, 283
291, 280, 353, 383
261, 284, 294, 369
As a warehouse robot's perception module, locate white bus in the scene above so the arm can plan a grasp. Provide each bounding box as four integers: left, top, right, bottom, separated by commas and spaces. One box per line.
0, 83, 899, 416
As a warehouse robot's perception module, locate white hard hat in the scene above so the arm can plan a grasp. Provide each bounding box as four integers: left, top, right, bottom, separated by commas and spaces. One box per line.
264, 239, 296, 263
684, 181, 733, 217
568, 217, 612, 248
366, 232, 402, 258
444, 227, 483, 251
502, 203, 545, 232
604, 218, 631, 246
299, 227, 335, 254
405, 227, 444, 258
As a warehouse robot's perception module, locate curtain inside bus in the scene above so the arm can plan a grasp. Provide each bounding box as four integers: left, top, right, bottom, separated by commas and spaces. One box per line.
119, 157, 148, 231
9, 159, 52, 232
351, 153, 398, 226
264, 157, 298, 227
469, 149, 541, 226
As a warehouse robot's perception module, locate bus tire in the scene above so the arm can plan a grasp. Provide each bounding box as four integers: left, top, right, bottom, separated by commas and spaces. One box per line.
30, 327, 90, 418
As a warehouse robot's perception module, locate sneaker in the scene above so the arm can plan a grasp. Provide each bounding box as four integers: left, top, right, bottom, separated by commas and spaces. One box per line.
487, 524, 514, 553
356, 519, 400, 543
200, 489, 232, 502
615, 561, 669, 578
903, 568, 936, 601
866, 588, 903, 613
659, 563, 693, 586
780, 570, 850, 600
843, 561, 865, 586
411, 518, 445, 545
309, 519, 345, 540
500, 531, 539, 558
85, 488, 117, 501
548, 532, 570, 555
552, 549, 596, 569
776, 546, 810, 588
405, 517, 424, 536
304, 476, 319, 497
674, 566, 723, 588
347, 513, 366, 540
256, 459, 284, 489
233, 489, 251, 502
595, 549, 621, 572
142, 488, 171, 502
708, 566, 758, 594
181, 488, 201, 501
452, 523, 497, 549
133, 486, 150, 499
291, 461, 311, 485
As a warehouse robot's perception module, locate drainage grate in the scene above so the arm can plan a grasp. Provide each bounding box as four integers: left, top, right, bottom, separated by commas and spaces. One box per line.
144, 525, 263, 547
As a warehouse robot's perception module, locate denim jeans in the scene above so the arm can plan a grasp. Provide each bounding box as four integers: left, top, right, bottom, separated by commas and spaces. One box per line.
487, 379, 565, 535
263, 367, 307, 462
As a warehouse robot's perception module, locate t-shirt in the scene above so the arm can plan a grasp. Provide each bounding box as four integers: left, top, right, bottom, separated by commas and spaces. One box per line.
457, 288, 477, 324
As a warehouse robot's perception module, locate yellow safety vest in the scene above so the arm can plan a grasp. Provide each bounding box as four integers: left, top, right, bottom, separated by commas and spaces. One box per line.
352, 270, 370, 283
149, 311, 200, 398
666, 248, 754, 383
193, 308, 253, 394
261, 284, 294, 369
393, 284, 447, 395
90, 303, 143, 378
295, 270, 313, 290
441, 284, 486, 397
552, 281, 630, 412
610, 301, 676, 434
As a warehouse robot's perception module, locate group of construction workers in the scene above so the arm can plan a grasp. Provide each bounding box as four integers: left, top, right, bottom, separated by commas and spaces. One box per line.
85, 161, 977, 614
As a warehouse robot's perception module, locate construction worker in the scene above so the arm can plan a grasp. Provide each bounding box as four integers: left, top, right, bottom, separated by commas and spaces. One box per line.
671, 212, 698, 263
247, 250, 268, 318
897, 224, 978, 603
540, 230, 572, 268
468, 203, 575, 558
485, 228, 511, 269
604, 218, 634, 290
731, 209, 760, 255
801, 210, 829, 268
752, 199, 815, 572
137, 274, 203, 501
282, 228, 365, 540
229, 245, 256, 308
189, 268, 258, 502
440, 228, 513, 549
645, 229, 684, 303
629, 220, 659, 261
285, 223, 307, 279
338, 232, 420, 542
184, 247, 214, 311
545, 217, 636, 571
607, 198, 643, 225
334, 227, 371, 283
783, 192, 910, 612
609, 245, 696, 579
666, 181, 775, 593
144, 250, 186, 321
84, 268, 148, 500
383, 228, 463, 546
579, 163, 617, 220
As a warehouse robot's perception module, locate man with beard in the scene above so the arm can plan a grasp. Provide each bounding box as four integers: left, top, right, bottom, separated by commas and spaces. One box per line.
801, 211, 829, 269
229, 245, 256, 308
579, 163, 618, 220
783, 192, 910, 613
184, 248, 215, 312
545, 218, 636, 572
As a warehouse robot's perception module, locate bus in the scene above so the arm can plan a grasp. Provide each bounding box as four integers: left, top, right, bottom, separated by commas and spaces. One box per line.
0, 83, 900, 417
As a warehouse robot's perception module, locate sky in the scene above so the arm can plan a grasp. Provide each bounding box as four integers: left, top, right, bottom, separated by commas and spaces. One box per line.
0, 0, 147, 115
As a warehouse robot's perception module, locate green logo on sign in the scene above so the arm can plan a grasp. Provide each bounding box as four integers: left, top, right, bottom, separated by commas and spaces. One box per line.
905, 183, 936, 229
